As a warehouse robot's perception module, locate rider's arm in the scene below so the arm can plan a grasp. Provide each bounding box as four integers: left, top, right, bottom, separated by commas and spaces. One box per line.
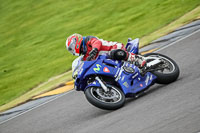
90, 38, 102, 51
86, 37, 102, 61
86, 48, 98, 61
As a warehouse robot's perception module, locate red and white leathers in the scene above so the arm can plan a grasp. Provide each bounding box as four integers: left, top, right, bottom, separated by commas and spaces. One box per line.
83, 36, 124, 58
82, 36, 142, 64
66, 34, 146, 68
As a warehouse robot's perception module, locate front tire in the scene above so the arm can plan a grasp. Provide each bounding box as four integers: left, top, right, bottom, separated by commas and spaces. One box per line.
85, 85, 125, 110
144, 53, 180, 84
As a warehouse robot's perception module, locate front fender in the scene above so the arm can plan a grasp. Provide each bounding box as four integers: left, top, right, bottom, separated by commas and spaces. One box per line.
84, 80, 101, 91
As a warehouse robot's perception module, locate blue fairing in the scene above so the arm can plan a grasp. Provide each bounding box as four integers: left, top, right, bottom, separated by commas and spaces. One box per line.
85, 80, 101, 90
74, 60, 96, 91
75, 56, 120, 91
74, 54, 157, 97
125, 38, 139, 54
117, 65, 157, 94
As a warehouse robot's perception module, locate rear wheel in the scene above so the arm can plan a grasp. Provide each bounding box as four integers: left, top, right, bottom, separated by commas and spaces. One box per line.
144, 53, 180, 84
85, 85, 125, 110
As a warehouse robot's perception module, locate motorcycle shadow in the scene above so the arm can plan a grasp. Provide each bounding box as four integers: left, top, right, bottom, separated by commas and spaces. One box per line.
125, 84, 166, 105
125, 76, 183, 107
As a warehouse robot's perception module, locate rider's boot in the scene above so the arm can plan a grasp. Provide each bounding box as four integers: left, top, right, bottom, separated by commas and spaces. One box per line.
127, 53, 147, 75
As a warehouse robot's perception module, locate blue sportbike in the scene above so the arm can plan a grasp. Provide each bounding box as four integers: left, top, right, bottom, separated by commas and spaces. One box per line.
72, 38, 180, 110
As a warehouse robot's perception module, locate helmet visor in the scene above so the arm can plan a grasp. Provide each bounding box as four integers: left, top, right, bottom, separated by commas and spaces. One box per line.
68, 38, 76, 55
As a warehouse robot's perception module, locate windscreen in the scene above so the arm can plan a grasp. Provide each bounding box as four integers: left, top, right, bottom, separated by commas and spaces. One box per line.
72, 55, 83, 79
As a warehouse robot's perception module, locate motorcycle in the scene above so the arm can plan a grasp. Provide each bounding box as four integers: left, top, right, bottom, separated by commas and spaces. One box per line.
72, 38, 180, 110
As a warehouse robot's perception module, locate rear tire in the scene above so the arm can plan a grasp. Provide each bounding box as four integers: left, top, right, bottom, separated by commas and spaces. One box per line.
144, 53, 180, 84
85, 85, 125, 110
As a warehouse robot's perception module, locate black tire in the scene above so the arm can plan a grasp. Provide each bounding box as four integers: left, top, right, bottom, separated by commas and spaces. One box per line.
144, 53, 180, 84
85, 85, 125, 110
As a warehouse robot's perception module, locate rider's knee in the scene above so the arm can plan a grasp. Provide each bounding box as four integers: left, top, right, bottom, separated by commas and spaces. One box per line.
110, 49, 127, 60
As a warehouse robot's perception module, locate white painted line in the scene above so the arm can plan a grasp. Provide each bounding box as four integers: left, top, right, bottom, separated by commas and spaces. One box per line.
1, 27, 200, 125
0, 90, 74, 125
155, 28, 200, 52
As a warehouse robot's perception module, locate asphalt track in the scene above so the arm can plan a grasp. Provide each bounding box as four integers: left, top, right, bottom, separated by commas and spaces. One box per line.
1, 30, 200, 133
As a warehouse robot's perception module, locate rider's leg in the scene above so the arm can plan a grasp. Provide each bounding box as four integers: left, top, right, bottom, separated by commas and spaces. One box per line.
109, 49, 146, 68
109, 49, 128, 60
127, 53, 146, 68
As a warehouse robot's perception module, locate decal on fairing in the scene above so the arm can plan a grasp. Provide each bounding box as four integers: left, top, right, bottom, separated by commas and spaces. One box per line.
121, 75, 125, 81
79, 68, 83, 75
114, 68, 120, 78
145, 75, 150, 85
132, 73, 138, 79
150, 74, 153, 81
93, 64, 102, 73
103, 67, 110, 73
116, 68, 123, 81
123, 82, 129, 88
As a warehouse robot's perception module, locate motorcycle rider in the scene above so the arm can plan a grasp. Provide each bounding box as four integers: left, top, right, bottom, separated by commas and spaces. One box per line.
66, 33, 147, 68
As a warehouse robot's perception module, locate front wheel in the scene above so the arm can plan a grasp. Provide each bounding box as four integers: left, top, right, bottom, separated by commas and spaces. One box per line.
144, 53, 180, 84
85, 85, 125, 110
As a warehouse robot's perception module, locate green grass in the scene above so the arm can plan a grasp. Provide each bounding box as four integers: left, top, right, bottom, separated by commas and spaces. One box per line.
0, 71, 72, 112
0, 0, 200, 106
140, 6, 200, 46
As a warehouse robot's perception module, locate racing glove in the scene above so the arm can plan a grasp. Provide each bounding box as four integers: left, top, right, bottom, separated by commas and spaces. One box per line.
86, 48, 98, 61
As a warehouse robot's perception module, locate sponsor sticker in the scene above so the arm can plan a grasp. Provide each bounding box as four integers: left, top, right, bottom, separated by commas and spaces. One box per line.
121, 75, 125, 81
132, 73, 138, 79
93, 64, 102, 73
145, 75, 150, 85
116, 68, 123, 81
103, 67, 110, 73
114, 68, 120, 77
150, 74, 153, 81
123, 82, 129, 88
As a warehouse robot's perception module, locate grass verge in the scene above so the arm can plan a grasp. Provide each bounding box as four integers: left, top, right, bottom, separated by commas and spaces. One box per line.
140, 6, 200, 46
0, 71, 72, 112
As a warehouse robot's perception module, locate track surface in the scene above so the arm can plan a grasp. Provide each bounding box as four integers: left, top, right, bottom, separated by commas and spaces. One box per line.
1, 31, 200, 133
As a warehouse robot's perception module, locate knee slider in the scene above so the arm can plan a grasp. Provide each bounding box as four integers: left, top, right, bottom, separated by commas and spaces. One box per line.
110, 49, 127, 60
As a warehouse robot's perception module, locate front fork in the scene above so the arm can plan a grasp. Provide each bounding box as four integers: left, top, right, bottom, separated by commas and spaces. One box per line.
95, 76, 109, 92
